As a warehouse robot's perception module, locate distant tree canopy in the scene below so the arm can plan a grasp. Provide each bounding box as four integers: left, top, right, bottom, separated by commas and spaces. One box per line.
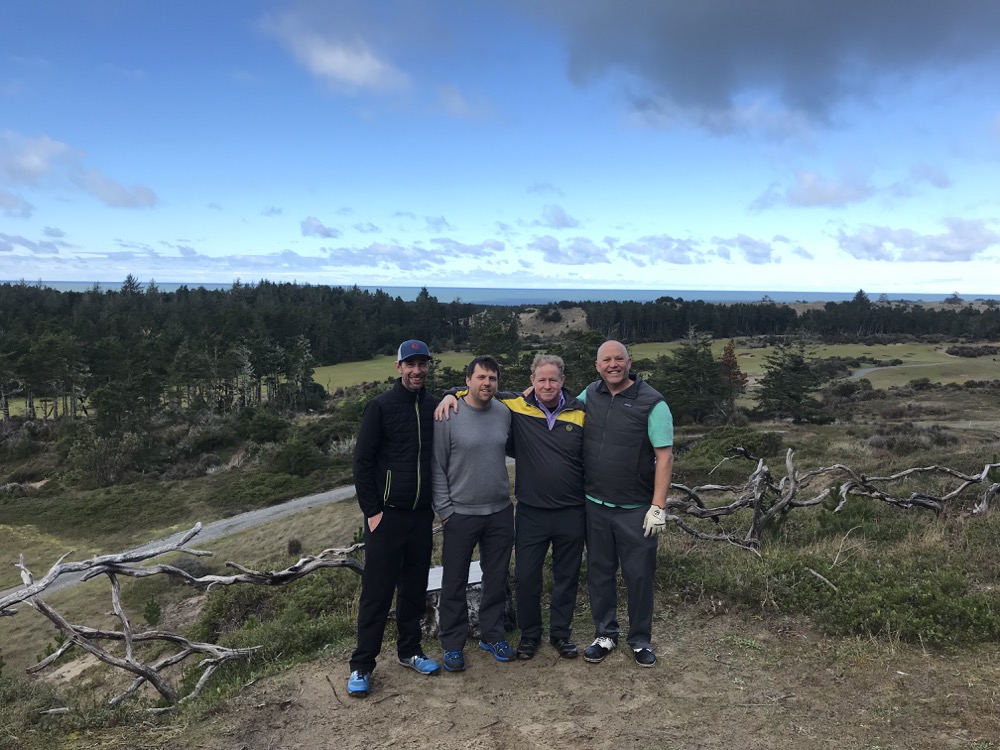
0, 280, 480, 429
2, 281, 997, 433
581, 291, 1000, 341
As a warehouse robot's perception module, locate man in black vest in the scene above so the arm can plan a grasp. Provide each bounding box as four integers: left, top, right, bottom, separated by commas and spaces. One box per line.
347, 339, 441, 697
578, 340, 673, 667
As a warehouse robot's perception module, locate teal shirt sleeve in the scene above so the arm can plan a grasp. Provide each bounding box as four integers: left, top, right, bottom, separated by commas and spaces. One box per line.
576, 389, 587, 403
647, 401, 673, 447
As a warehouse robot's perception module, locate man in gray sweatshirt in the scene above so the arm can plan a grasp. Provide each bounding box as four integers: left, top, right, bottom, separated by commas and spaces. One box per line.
432, 355, 513, 671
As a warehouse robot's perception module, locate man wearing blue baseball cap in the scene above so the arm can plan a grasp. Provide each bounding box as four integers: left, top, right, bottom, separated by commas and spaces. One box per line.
347, 339, 440, 697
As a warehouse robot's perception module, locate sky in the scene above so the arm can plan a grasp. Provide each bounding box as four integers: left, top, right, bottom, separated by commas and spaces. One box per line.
2, 0, 1000, 296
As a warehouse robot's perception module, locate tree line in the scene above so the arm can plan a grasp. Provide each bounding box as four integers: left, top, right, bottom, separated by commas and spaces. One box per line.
2, 281, 995, 433
579, 289, 1000, 341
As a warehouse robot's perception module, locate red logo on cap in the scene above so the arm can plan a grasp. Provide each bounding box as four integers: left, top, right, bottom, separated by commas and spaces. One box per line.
411, 343, 420, 350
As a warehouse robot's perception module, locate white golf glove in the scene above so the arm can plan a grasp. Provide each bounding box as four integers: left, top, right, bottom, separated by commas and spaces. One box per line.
642, 505, 667, 537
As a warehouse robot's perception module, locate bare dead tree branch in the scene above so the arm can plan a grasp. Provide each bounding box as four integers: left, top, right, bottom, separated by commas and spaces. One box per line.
664, 451, 1000, 548
6, 526, 366, 710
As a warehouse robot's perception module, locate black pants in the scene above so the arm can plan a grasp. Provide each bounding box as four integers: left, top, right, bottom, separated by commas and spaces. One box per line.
585, 501, 658, 650
439, 504, 515, 650
514, 503, 585, 641
350, 505, 434, 674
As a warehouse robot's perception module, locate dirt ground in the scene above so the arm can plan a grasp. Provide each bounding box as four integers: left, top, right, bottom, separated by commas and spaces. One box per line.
167, 610, 1000, 750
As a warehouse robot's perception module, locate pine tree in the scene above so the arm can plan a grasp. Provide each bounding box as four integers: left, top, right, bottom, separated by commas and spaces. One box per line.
755, 340, 827, 423
652, 329, 726, 424
718, 338, 748, 417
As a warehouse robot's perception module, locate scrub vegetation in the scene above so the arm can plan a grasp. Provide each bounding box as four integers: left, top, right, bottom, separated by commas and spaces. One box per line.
2, 282, 1000, 747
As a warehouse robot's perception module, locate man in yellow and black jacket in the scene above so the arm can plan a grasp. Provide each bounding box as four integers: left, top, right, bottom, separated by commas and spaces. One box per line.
437, 353, 586, 660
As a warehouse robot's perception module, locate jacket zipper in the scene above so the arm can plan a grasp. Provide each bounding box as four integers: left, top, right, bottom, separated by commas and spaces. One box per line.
413, 399, 421, 509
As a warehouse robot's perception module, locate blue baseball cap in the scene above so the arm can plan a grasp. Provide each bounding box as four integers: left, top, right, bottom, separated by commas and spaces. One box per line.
397, 339, 431, 362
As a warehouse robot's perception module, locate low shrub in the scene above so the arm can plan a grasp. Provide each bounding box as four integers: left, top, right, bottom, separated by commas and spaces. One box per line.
270, 437, 325, 477
189, 568, 360, 669
660, 543, 1000, 647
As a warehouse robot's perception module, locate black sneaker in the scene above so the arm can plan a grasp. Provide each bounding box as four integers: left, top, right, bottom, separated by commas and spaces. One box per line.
583, 636, 617, 663
633, 648, 656, 668
549, 636, 578, 659
516, 638, 539, 660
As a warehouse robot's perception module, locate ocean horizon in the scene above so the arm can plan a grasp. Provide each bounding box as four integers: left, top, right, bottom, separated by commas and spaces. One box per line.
2, 280, 992, 306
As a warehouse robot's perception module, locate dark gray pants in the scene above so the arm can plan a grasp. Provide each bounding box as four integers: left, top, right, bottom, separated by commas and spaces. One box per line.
585, 501, 658, 650
514, 503, 585, 641
439, 504, 515, 650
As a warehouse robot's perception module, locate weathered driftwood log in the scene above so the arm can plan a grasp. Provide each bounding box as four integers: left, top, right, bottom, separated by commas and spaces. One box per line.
7, 523, 503, 710
5, 526, 367, 709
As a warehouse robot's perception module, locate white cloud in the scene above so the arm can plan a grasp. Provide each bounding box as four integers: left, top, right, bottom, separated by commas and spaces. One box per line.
617, 234, 700, 265
326, 242, 447, 270
71, 168, 157, 209
425, 215, 452, 232
528, 181, 563, 196
713, 235, 778, 265
538, 204, 579, 229
529, 235, 609, 265
0, 232, 60, 254
0, 187, 33, 218
437, 84, 493, 119
0, 131, 71, 185
430, 237, 504, 256
783, 171, 874, 208
0, 131, 157, 208
836, 217, 1000, 262
301, 216, 341, 238
263, 11, 408, 93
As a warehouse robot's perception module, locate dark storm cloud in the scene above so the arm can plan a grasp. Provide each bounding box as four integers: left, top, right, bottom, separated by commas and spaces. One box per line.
525, 1, 1000, 125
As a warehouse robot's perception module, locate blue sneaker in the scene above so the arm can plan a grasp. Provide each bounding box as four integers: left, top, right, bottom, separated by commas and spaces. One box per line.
347, 670, 370, 697
479, 640, 514, 662
443, 650, 466, 672
398, 653, 441, 675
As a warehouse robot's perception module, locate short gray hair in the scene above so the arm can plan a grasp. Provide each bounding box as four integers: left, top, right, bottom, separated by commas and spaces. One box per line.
531, 353, 564, 377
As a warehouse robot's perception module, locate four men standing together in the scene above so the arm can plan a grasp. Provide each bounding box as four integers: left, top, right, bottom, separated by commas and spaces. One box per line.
348, 336, 673, 697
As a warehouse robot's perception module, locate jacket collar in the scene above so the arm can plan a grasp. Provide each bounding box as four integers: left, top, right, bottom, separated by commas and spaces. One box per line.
594, 372, 640, 398
393, 378, 425, 400
527, 386, 584, 411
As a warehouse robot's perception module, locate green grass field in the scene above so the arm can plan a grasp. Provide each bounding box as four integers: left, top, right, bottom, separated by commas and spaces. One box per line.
312, 351, 473, 392
631, 340, 1000, 387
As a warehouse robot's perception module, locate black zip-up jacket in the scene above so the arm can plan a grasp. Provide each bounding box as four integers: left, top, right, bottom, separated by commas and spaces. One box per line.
353, 379, 438, 518
448, 387, 586, 509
